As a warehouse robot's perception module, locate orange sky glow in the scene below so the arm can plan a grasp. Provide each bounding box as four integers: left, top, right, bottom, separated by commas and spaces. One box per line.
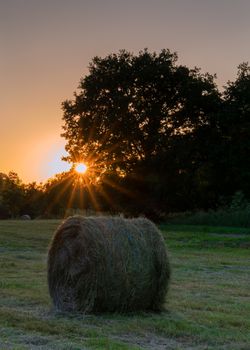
1, 0, 250, 183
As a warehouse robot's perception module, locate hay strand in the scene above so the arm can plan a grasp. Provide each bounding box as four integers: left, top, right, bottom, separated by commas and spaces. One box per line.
47, 216, 170, 313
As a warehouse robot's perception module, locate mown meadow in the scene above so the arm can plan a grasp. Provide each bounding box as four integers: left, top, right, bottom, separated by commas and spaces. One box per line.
0, 220, 249, 349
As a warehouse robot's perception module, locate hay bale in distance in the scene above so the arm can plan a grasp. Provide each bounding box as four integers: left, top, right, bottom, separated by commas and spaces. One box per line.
21, 214, 31, 220
47, 216, 170, 313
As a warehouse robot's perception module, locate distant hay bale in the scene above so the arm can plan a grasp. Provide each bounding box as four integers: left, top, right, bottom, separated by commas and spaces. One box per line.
21, 214, 31, 220
47, 216, 170, 313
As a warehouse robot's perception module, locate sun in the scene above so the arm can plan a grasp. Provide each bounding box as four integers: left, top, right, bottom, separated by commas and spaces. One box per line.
75, 163, 88, 174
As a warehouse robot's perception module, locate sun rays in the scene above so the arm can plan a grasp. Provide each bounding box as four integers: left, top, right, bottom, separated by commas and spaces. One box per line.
45, 128, 140, 217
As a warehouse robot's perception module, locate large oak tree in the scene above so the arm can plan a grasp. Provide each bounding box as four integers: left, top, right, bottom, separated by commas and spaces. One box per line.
62, 49, 221, 215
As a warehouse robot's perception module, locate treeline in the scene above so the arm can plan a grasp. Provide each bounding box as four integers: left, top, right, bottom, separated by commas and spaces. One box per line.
1, 170, 249, 221
0, 170, 135, 219
0, 172, 43, 219
1, 49, 250, 220
61, 50, 250, 219
0, 171, 94, 219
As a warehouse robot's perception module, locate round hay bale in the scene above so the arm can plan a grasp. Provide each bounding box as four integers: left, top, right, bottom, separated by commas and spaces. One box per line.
21, 214, 31, 220
47, 216, 170, 313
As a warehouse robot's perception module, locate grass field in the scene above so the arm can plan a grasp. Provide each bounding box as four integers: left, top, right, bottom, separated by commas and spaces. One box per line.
0, 220, 249, 349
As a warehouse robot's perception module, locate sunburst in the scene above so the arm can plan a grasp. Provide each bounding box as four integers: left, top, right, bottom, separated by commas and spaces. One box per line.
75, 163, 88, 174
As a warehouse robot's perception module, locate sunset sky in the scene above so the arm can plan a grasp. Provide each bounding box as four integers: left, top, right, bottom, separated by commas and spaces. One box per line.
1, 0, 250, 183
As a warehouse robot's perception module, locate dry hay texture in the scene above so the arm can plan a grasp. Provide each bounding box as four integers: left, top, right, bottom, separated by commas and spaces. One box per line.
47, 216, 171, 313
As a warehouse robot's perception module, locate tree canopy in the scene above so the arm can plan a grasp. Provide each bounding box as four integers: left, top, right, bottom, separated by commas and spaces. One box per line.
62, 50, 220, 178
62, 49, 223, 216
216, 63, 250, 198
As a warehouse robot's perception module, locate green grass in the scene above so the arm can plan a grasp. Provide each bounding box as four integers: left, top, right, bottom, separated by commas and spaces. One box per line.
165, 207, 250, 227
0, 220, 249, 349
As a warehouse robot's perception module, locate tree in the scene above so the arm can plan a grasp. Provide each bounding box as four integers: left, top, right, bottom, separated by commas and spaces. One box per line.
22, 182, 45, 218
0, 172, 46, 218
0, 172, 25, 218
62, 49, 221, 215
217, 62, 250, 199
0, 173, 10, 218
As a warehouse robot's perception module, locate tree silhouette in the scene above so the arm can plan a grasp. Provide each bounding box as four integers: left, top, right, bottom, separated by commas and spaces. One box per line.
62, 49, 221, 215
217, 62, 250, 198
0, 172, 25, 218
